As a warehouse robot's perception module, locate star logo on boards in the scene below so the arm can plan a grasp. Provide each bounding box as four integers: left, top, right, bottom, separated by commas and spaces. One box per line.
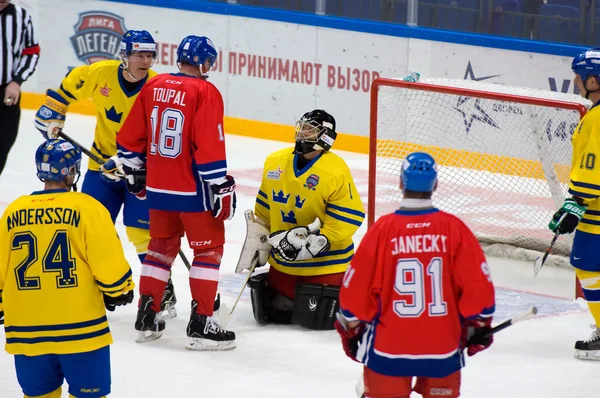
453, 61, 500, 133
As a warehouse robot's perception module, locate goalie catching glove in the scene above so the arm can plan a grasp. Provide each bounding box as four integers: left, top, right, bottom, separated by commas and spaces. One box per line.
268, 218, 330, 261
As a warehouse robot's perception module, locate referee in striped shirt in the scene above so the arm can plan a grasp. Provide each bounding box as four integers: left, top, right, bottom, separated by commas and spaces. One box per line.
0, 0, 39, 176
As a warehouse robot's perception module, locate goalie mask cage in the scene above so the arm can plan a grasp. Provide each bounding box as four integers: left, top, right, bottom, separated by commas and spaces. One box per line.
368, 77, 588, 273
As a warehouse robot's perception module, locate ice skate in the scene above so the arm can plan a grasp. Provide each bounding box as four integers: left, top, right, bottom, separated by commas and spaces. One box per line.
185, 300, 236, 351
574, 326, 600, 360
159, 278, 177, 320
135, 295, 166, 343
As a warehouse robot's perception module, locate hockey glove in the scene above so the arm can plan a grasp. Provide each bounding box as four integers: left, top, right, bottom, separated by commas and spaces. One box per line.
35, 89, 68, 139
269, 227, 330, 261
103, 291, 134, 312
549, 197, 586, 235
462, 318, 493, 356
211, 175, 236, 220
100, 156, 147, 199
334, 313, 364, 362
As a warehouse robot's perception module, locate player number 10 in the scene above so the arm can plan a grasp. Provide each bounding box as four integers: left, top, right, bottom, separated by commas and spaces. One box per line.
394, 258, 447, 318
150, 106, 184, 158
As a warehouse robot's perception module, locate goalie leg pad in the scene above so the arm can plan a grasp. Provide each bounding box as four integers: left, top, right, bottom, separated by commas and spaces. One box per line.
248, 273, 292, 325
292, 284, 340, 330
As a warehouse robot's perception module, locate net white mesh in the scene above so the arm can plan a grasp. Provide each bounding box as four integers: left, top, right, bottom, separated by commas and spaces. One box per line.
371, 77, 591, 267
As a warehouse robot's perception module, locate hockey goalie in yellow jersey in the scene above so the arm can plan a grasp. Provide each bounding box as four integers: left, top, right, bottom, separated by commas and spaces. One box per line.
236, 109, 365, 330
0, 139, 134, 397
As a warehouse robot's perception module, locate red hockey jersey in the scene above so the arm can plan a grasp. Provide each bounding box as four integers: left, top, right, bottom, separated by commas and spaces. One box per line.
339, 201, 495, 378
116, 73, 227, 212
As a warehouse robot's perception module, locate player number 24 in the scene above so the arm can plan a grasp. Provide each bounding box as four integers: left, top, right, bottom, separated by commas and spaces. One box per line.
394, 258, 447, 317
11, 230, 77, 290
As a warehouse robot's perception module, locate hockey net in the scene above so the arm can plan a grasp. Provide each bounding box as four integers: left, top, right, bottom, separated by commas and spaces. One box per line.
369, 77, 589, 268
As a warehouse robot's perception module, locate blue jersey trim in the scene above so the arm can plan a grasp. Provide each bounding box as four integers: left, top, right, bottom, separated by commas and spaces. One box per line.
4, 316, 107, 333
327, 203, 366, 218
318, 243, 354, 257
102, 0, 587, 57
30, 189, 69, 195
585, 209, 600, 216
394, 208, 439, 216
571, 180, 600, 192
96, 269, 132, 289
293, 151, 324, 178
117, 67, 148, 98
326, 209, 363, 227
196, 159, 227, 172
569, 188, 598, 199
271, 253, 353, 268
256, 197, 270, 210
6, 327, 111, 344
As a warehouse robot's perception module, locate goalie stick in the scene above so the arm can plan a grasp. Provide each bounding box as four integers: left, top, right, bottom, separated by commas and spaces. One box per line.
57, 131, 192, 270
354, 307, 538, 398
533, 230, 560, 278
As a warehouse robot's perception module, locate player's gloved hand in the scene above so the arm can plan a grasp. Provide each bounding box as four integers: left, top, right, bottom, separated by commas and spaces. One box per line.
100, 155, 128, 182
103, 291, 134, 312
462, 318, 493, 356
269, 227, 330, 261
334, 313, 364, 362
34, 89, 68, 139
124, 168, 146, 200
211, 175, 236, 220
402, 72, 420, 82
549, 197, 586, 235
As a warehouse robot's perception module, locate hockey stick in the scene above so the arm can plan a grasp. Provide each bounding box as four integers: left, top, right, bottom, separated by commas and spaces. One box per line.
354, 307, 539, 398
533, 230, 560, 278
57, 131, 191, 269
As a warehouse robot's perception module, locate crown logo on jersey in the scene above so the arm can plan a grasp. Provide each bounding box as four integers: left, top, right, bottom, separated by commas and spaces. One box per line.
295, 195, 306, 209
70, 11, 127, 65
304, 174, 320, 191
281, 210, 297, 225
272, 190, 290, 204
105, 106, 123, 123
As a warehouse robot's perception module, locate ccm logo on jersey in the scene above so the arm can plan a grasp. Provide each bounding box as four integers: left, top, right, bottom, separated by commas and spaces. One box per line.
429, 388, 453, 396
190, 240, 212, 247
407, 222, 431, 228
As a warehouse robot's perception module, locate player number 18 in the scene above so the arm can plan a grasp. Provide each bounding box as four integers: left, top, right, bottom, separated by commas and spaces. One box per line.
150, 106, 184, 158
394, 258, 447, 318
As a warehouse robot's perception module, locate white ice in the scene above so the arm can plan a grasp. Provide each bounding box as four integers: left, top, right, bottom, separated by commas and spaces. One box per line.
0, 111, 596, 397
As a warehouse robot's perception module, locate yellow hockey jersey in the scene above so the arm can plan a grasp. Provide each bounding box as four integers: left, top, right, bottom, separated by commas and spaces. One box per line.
255, 148, 365, 276
569, 102, 600, 235
0, 189, 134, 356
55, 60, 157, 171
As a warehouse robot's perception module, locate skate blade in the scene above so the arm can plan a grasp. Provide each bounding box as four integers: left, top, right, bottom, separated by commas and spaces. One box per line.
136, 330, 163, 343
574, 349, 600, 360
184, 337, 236, 351
158, 305, 178, 321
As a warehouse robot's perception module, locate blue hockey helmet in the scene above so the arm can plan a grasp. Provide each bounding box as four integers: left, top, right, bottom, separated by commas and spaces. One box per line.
176, 35, 218, 68
400, 152, 438, 193
35, 139, 82, 184
120, 30, 157, 60
572, 48, 600, 82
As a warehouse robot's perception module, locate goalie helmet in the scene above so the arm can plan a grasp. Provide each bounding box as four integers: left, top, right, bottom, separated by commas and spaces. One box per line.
294, 109, 337, 155
572, 48, 600, 82
401, 152, 438, 193
177, 35, 218, 74
120, 30, 157, 61
35, 139, 82, 184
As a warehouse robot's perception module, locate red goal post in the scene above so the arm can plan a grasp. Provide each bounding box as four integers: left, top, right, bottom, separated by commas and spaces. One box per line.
368, 77, 588, 295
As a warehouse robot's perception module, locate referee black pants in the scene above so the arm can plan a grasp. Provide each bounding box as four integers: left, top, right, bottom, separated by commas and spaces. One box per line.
0, 84, 21, 176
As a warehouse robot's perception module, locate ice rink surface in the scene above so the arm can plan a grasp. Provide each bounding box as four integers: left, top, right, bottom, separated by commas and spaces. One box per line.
0, 111, 597, 397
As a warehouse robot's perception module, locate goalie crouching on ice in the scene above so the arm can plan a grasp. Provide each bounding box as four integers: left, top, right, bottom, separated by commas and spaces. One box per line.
236, 109, 365, 330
